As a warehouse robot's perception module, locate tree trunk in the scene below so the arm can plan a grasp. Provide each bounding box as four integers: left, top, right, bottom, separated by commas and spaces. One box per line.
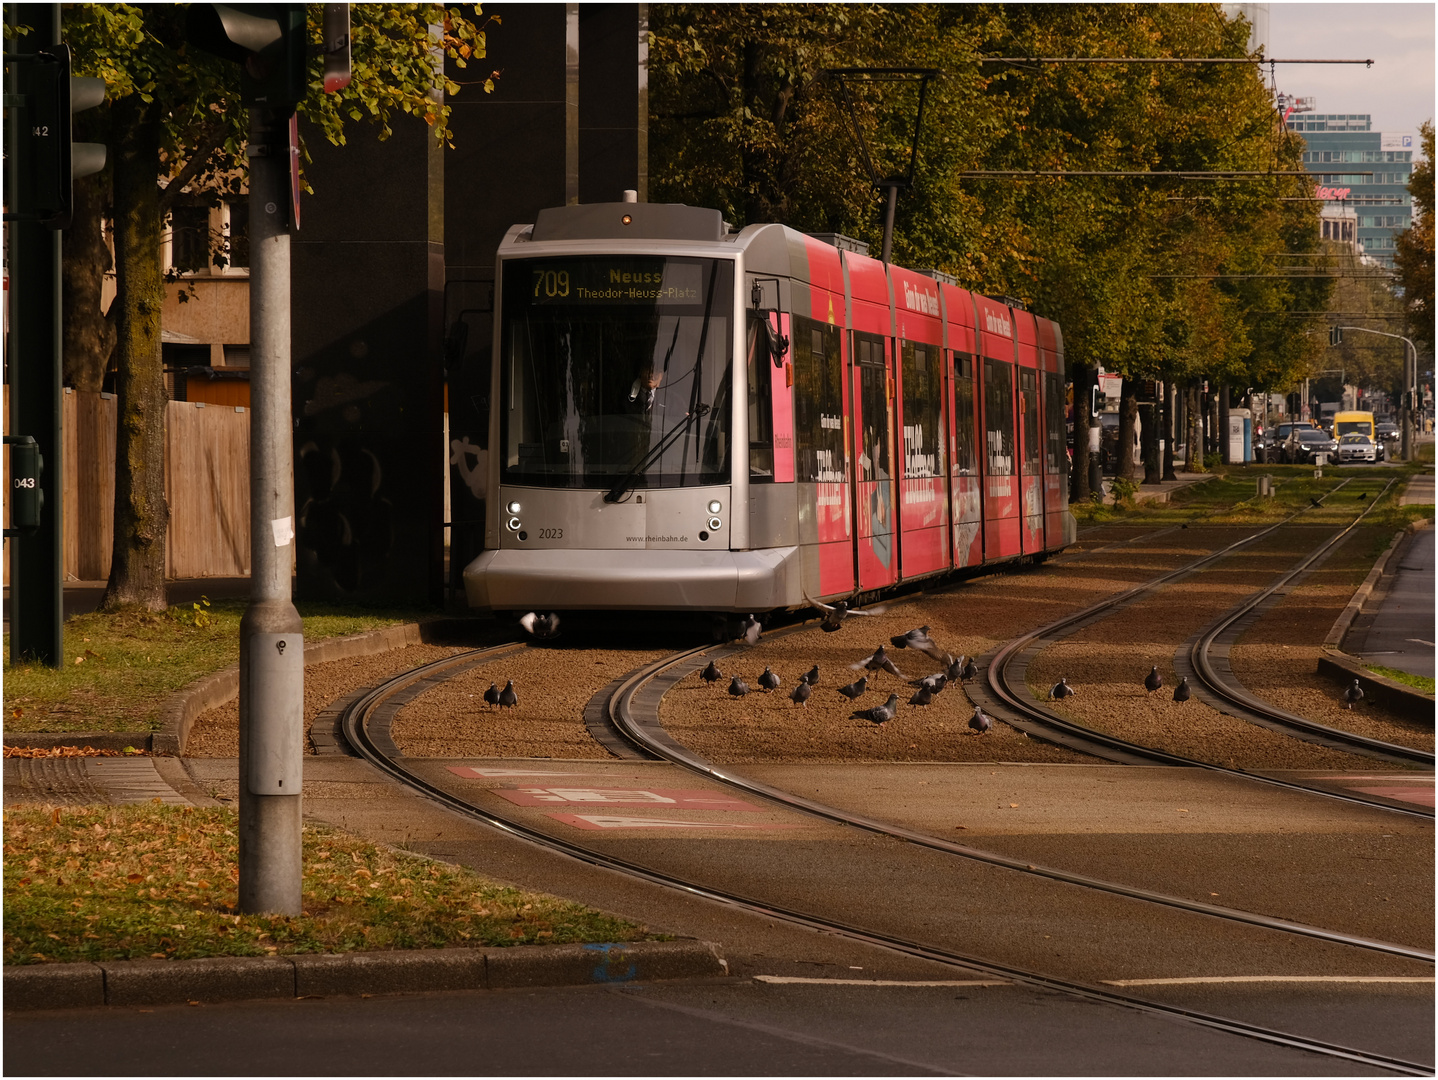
1141, 396, 1161, 484
101, 95, 169, 612
1070, 364, 1092, 502
1218, 383, 1231, 465
1116, 376, 1140, 481
1186, 382, 1201, 472
1162, 380, 1178, 480
61, 113, 114, 393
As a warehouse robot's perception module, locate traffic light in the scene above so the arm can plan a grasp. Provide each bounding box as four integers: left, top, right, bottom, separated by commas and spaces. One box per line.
186, 4, 308, 116
9, 45, 106, 230
5, 436, 44, 535
1329, 326, 1343, 346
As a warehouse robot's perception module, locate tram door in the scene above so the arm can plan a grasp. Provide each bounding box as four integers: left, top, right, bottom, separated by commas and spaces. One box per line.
950, 352, 983, 568
852, 331, 897, 590
1018, 367, 1044, 553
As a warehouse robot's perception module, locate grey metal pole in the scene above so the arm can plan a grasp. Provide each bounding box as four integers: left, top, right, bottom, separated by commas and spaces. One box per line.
880, 182, 899, 264
238, 105, 304, 916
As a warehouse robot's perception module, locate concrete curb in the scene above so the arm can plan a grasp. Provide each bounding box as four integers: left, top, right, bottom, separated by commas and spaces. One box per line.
1316, 650, 1435, 728
4, 619, 485, 756
3, 940, 728, 1011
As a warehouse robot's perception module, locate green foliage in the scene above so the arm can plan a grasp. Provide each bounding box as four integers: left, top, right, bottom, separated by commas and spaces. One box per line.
1394, 121, 1434, 354
1108, 476, 1138, 506
1363, 666, 1436, 696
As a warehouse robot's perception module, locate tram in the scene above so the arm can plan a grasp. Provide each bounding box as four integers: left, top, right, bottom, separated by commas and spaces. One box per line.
462, 198, 1075, 615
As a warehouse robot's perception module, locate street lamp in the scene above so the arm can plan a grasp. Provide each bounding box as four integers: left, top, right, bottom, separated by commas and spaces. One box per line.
1332, 326, 1418, 460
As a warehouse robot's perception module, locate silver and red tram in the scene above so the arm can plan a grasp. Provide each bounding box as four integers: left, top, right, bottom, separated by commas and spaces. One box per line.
462, 200, 1075, 614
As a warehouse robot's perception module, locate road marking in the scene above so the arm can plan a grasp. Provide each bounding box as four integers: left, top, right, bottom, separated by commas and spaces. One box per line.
448, 767, 589, 778
1348, 785, 1436, 807
496, 786, 766, 810
1103, 976, 1434, 986
1405, 638, 1434, 647
549, 814, 798, 831
754, 976, 1009, 987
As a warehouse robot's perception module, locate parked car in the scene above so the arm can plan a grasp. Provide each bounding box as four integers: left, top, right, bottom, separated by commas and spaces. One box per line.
1282, 428, 1340, 464
1336, 433, 1378, 464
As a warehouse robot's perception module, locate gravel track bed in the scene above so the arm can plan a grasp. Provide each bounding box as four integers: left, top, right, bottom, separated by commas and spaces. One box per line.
659, 529, 1268, 766
390, 646, 669, 759
1027, 527, 1408, 772
184, 644, 470, 758
1230, 525, 1435, 753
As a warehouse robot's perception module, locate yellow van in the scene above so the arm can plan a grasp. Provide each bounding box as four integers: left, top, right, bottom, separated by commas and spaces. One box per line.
1332, 410, 1380, 460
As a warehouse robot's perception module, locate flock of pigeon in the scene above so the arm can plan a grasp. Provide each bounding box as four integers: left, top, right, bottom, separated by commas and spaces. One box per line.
699, 624, 995, 735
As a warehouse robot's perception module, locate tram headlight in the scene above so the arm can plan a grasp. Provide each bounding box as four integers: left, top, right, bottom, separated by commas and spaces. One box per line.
707, 500, 722, 514
507, 516, 522, 532
506, 501, 522, 514
708, 516, 722, 531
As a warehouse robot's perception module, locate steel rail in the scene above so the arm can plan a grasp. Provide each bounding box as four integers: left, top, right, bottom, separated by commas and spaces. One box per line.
338, 655, 1433, 1077
1188, 479, 1432, 766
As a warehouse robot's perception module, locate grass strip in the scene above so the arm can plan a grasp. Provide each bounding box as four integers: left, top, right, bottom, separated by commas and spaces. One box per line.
4, 803, 654, 966
1363, 666, 1436, 695
4, 600, 432, 734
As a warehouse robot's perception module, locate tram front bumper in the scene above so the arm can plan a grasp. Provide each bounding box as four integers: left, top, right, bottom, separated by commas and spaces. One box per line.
463, 546, 800, 612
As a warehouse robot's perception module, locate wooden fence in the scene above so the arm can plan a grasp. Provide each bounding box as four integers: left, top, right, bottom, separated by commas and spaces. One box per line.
5, 391, 252, 585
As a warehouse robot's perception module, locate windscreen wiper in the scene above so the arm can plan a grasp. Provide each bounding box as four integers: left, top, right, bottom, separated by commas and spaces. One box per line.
603, 403, 710, 504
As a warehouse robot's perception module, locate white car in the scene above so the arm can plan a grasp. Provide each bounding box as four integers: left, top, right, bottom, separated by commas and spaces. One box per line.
1337, 433, 1377, 463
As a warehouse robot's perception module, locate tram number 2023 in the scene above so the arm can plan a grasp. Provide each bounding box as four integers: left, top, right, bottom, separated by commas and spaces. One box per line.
537, 528, 563, 540
532, 270, 570, 299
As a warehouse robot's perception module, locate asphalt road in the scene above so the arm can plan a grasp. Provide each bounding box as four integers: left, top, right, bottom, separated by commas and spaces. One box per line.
1348, 526, 1435, 680
6, 978, 1432, 1076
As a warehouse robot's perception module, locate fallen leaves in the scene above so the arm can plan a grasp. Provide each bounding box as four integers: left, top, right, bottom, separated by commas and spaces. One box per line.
4, 745, 133, 759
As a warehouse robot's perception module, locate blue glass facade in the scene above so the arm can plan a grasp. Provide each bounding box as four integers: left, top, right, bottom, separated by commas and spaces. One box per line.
1293, 115, 1414, 267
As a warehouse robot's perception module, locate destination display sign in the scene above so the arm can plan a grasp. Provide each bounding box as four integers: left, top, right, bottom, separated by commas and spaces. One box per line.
525, 257, 706, 306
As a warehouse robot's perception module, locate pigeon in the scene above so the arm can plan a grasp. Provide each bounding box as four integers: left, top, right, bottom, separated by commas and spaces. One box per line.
728, 675, 750, 698
909, 686, 934, 707
483, 682, 501, 708
1310, 496, 1323, 508
806, 593, 881, 632
854, 693, 900, 726
1144, 666, 1163, 694
1172, 677, 1191, 703
738, 614, 762, 645
889, 626, 952, 664
801, 665, 820, 686
959, 657, 978, 683
497, 680, 518, 710
1358, 492, 1368, 500
789, 680, 812, 706
1344, 679, 1364, 709
700, 660, 723, 687
968, 706, 992, 734
917, 672, 948, 695
519, 611, 561, 639
1050, 677, 1076, 700
837, 675, 869, 700
946, 656, 965, 682
757, 666, 781, 692
853, 645, 903, 678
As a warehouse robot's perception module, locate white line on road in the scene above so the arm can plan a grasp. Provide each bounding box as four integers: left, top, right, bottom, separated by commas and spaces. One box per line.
754, 976, 1010, 987
1103, 976, 1434, 986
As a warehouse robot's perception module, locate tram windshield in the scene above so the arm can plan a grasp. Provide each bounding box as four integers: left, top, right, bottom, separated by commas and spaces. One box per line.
500, 256, 734, 490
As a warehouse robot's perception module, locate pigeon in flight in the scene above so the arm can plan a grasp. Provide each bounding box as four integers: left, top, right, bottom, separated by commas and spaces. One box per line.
801, 665, 820, 686
497, 680, 518, 710
806, 593, 881, 632
917, 672, 947, 695
1343, 679, 1364, 709
853, 645, 903, 678
854, 693, 900, 726
483, 682, 501, 708
968, 706, 993, 734
1144, 666, 1163, 694
909, 686, 934, 707
700, 660, 723, 687
1050, 677, 1076, 700
1172, 677, 1191, 703
790, 680, 812, 706
837, 675, 869, 700
889, 626, 952, 664
519, 611, 561, 640
728, 675, 750, 698
738, 614, 762, 645
757, 666, 781, 692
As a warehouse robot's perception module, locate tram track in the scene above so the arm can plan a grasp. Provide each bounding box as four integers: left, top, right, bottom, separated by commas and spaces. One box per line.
338, 644, 1432, 1076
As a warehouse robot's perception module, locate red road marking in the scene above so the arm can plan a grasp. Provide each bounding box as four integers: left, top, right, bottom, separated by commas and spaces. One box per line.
493, 786, 767, 811
1348, 786, 1435, 807
548, 814, 797, 831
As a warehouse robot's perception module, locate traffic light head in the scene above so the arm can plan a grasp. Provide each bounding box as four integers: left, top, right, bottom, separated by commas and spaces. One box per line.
186, 4, 308, 116
10, 45, 107, 231
1329, 326, 1343, 346
5, 436, 45, 534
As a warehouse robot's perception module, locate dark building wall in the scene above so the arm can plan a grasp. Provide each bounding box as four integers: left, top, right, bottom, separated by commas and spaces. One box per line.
291, 115, 445, 604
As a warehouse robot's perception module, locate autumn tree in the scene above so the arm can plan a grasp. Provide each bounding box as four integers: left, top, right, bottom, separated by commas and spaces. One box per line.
1394, 120, 1434, 355
53, 3, 493, 612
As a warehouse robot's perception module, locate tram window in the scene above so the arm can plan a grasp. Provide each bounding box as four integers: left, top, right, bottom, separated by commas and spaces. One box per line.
854, 332, 889, 484
1019, 369, 1040, 475
952, 352, 976, 476
747, 315, 774, 481
983, 358, 1014, 476
1043, 371, 1066, 473
901, 340, 943, 479
794, 315, 845, 483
